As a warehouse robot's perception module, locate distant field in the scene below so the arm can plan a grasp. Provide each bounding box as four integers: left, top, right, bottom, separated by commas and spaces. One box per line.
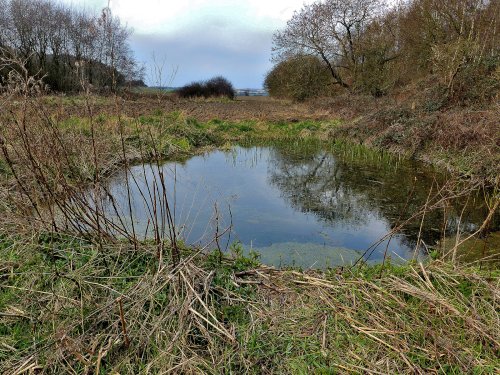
131, 87, 269, 97
39, 94, 329, 122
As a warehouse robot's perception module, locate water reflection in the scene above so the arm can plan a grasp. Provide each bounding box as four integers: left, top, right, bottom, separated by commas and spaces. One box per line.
94, 142, 493, 268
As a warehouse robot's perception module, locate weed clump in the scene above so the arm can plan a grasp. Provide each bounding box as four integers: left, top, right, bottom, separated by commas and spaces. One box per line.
177, 76, 236, 100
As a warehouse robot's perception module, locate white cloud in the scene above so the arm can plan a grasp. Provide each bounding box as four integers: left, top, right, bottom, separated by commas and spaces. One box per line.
74, 0, 312, 33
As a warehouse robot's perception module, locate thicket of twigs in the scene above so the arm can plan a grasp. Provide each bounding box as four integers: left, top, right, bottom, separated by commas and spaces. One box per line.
267, 0, 499, 104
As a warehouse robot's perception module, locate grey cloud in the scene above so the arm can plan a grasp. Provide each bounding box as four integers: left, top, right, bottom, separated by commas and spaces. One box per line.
130, 23, 274, 88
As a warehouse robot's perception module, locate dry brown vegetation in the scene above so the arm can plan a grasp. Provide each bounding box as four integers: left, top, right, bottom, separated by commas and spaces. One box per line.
0, 86, 498, 373
0, 0, 499, 369
310, 90, 500, 182
1, 237, 498, 374
37, 94, 328, 122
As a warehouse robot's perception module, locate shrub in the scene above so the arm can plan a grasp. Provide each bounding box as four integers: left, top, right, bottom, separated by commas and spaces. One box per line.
177, 82, 204, 98
431, 40, 499, 105
264, 55, 332, 101
177, 76, 235, 99
205, 76, 235, 99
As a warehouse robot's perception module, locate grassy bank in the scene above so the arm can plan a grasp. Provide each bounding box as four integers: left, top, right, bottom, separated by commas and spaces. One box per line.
0, 99, 342, 216
5, 92, 498, 184
1, 232, 498, 373
310, 92, 500, 184
34, 92, 500, 185
0, 95, 499, 373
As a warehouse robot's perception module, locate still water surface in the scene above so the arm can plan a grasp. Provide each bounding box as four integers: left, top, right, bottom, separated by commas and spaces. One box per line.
98, 142, 488, 267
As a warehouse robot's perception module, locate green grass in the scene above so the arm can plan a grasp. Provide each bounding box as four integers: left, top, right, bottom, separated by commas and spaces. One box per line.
1, 232, 498, 373
1, 104, 498, 373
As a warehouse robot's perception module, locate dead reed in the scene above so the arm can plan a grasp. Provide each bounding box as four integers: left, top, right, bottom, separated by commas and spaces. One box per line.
1, 234, 498, 373
0, 53, 498, 374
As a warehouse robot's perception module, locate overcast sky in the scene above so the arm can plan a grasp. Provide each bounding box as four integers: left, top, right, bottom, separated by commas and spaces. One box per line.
60, 0, 314, 88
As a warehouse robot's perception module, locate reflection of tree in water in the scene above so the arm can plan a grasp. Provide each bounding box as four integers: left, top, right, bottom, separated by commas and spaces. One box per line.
266, 142, 493, 248
268, 149, 373, 227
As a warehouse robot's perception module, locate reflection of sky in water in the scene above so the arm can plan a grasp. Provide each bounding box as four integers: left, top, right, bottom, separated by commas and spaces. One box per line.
98, 145, 486, 268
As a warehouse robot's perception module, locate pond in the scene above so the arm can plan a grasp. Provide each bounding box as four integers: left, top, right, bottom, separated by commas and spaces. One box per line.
86, 141, 493, 268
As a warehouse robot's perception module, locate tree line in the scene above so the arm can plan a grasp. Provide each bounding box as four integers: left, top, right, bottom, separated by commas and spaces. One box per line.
0, 0, 144, 92
266, 0, 499, 103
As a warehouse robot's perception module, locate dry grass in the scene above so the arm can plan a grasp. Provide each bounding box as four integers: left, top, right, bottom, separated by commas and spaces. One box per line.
311, 88, 500, 183
242, 262, 499, 374
36, 93, 327, 123
1, 233, 498, 373
0, 69, 498, 373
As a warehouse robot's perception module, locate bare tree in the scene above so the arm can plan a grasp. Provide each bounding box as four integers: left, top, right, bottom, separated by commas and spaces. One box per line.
1, 0, 142, 92
272, 0, 386, 89
0, 0, 12, 47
